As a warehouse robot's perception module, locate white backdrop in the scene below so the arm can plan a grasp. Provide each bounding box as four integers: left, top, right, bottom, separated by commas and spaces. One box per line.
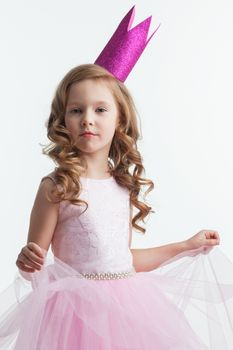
0, 0, 232, 291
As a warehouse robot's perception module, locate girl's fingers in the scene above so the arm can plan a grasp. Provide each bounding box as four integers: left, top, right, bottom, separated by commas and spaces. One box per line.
206, 231, 220, 244
22, 245, 44, 265
15, 243, 45, 272
208, 239, 219, 246
27, 242, 45, 259
16, 260, 36, 273
18, 251, 42, 270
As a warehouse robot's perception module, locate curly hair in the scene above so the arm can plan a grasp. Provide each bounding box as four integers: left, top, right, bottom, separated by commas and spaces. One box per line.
42, 63, 155, 234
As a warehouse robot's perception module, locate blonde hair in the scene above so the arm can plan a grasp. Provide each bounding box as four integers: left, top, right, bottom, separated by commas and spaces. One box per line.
42, 63, 155, 234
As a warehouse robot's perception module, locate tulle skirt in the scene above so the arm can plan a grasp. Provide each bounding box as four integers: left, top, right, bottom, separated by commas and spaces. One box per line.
0, 246, 233, 349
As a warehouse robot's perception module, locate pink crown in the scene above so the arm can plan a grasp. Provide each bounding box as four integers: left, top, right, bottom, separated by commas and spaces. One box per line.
94, 5, 161, 82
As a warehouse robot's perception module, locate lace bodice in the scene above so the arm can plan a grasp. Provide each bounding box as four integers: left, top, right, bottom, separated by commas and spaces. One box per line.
41, 173, 134, 274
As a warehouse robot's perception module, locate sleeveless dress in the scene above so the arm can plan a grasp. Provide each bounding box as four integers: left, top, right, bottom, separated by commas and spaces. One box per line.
0, 172, 233, 349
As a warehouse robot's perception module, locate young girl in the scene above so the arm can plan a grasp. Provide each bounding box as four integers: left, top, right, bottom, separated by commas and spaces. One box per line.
1, 5, 233, 350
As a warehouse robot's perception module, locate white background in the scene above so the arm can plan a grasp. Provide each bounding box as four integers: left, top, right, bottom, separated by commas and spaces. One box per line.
0, 0, 232, 291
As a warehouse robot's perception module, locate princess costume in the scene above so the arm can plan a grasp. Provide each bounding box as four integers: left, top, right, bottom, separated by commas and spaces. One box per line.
0, 6, 233, 349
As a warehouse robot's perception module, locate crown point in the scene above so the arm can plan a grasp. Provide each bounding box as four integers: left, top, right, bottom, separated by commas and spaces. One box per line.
127, 6, 136, 31
146, 22, 161, 46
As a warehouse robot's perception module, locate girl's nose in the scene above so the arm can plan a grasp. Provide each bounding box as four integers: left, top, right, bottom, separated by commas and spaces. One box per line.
81, 112, 94, 125
81, 118, 93, 126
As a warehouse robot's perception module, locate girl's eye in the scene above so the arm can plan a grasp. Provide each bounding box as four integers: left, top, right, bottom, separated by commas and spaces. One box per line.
70, 108, 107, 113
96, 108, 107, 113
71, 108, 81, 113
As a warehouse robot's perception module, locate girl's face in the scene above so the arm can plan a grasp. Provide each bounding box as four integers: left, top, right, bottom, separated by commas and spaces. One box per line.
64, 79, 119, 156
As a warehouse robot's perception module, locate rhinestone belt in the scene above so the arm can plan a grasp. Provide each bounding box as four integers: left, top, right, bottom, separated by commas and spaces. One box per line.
80, 268, 136, 280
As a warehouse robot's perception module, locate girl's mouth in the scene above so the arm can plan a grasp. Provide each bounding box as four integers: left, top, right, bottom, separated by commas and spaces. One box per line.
81, 133, 96, 138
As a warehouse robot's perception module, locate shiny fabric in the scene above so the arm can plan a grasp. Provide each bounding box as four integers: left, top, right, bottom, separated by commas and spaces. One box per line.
94, 5, 161, 82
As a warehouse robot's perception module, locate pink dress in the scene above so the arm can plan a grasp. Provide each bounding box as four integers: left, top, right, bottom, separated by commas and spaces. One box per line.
0, 173, 233, 349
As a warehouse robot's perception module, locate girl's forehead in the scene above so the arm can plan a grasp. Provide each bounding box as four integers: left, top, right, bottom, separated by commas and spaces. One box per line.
69, 79, 111, 92
67, 79, 116, 104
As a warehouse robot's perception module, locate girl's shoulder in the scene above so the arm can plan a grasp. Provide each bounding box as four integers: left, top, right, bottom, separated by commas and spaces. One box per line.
40, 170, 72, 198
40, 170, 63, 196
41, 171, 57, 186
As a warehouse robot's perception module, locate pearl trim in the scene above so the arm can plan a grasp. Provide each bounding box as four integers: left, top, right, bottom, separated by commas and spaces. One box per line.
80, 268, 136, 280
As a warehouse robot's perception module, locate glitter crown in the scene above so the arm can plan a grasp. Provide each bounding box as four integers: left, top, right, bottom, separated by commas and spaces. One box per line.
94, 5, 161, 82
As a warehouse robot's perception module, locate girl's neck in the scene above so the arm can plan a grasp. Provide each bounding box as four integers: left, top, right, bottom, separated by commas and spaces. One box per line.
79, 153, 111, 180
80, 169, 112, 180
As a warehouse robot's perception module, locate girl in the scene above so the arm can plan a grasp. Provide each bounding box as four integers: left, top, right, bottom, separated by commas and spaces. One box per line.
0, 62, 231, 350
1, 6, 233, 350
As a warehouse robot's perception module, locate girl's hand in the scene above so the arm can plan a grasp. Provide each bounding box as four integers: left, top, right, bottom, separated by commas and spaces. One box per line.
15, 242, 45, 273
185, 230, 220, 251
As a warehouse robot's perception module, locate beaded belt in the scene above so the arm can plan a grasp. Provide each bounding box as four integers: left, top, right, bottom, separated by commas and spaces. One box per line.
80, 268, 136, 280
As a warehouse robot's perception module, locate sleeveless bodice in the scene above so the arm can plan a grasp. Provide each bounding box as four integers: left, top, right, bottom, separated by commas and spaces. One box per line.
48, 176, 134, 275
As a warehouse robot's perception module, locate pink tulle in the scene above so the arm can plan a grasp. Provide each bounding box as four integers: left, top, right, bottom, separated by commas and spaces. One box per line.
0, 246, 233, 349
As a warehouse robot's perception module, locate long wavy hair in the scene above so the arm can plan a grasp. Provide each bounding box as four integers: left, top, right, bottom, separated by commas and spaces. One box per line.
42, 63, 155, 234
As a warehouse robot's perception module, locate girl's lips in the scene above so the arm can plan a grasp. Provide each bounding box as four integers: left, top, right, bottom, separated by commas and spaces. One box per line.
81, 133, 96, 137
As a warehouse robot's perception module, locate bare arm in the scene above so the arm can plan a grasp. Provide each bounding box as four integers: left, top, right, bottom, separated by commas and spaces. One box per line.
130, 228, 220, 272
16, 177, 59, 278
26, 177, 59, 251
130, 241, 190, 272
